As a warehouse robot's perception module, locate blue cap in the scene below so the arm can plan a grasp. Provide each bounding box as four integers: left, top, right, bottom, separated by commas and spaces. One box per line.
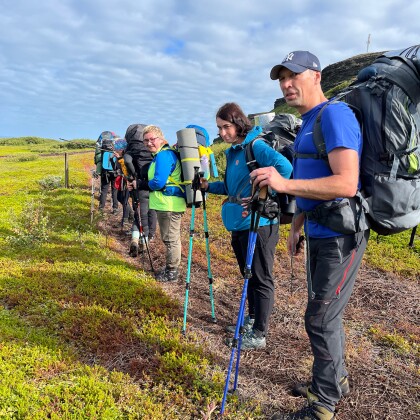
270, 50, 321, 80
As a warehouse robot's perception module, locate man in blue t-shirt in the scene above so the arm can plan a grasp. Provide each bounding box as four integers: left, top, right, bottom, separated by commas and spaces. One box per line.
251, 51, 370, 420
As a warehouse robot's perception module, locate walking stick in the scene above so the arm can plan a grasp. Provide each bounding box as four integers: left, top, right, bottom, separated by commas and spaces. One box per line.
220, 185, 268, 416
409, 225, 417, 247
121, 186, 131, 228
132, 188, 155, 273
117, 156, 155, 273
182, 168, 217, 334
90, 170, 97, 224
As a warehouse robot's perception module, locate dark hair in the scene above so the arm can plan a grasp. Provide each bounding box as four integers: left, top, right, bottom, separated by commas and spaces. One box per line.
216, 102, 252, 138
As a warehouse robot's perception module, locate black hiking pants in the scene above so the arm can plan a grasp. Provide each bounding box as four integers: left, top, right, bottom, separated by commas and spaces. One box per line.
305, 229, 369, 412
231, 223, 279, 336
99, 172, 118, 210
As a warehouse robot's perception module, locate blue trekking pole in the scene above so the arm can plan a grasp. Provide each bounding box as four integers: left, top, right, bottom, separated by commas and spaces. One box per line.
182, 167, 217, 334
220, 185, 268, 416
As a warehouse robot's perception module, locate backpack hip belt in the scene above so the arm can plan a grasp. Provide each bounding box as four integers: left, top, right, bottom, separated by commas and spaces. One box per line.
303, 192, 369, 235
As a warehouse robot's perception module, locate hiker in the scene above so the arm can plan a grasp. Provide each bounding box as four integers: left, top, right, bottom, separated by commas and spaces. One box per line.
127, 125, 185, 282
95, 132, 119, 214
122, 124, 157, 256
200, 102, 293, 350
252, 51, 370, 420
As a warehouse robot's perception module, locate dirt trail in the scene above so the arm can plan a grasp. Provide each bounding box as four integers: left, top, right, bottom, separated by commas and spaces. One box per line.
97, 196, 419, 419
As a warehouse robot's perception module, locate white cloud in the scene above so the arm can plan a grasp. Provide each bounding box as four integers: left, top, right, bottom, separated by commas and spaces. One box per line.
0, 0, 419, 142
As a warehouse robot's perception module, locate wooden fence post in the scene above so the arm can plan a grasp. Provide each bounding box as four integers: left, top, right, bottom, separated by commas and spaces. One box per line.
64, 152, 69, 188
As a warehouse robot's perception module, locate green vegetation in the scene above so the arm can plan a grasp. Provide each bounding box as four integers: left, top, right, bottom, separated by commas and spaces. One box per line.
0, 137, 258, 419
0, 137, 95, 157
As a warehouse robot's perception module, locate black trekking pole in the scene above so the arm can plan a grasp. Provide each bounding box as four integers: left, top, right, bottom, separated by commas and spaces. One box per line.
409, 225, 417, 247
182, 168, 217, 334
132, 188, 155, 273
220, 185, 268, 416
121, 185, 131, 228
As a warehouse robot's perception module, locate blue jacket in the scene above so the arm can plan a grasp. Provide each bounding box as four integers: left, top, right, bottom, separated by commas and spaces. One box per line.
208, 126, 293, 231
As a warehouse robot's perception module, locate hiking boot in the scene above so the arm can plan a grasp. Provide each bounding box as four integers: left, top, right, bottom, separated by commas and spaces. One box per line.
138, 237, 148, 254
225, 315, 255, 334
129, 240, 139, 257
292, 376, 350, 398
155, 268, 178, 283
225, 330, 266, 350
270, 404, 335, 420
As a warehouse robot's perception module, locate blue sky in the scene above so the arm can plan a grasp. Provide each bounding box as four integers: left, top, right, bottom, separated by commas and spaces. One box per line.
0, 0, 418, 143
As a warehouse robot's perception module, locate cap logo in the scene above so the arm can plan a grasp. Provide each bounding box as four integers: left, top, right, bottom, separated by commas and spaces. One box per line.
283, 52, 294, 62
312, 62, 318, 68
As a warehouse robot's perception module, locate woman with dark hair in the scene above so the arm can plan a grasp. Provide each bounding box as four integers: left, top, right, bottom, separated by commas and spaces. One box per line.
200, 102, 293, 350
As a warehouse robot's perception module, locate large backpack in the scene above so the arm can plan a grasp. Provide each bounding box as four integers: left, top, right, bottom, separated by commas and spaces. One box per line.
312, 45, 420, 235
94, 131, 118, 174
101, 137, 117, 172
245, 113, 301, 223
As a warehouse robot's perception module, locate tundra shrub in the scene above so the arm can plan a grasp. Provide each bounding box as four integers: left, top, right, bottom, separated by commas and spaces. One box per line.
6, 200, 50, 246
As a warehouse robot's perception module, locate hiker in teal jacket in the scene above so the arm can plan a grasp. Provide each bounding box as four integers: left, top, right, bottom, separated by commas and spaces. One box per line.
201, 102, 292, 350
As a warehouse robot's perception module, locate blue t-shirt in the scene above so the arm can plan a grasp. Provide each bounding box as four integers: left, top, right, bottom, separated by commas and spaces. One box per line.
294, 101, 362, 238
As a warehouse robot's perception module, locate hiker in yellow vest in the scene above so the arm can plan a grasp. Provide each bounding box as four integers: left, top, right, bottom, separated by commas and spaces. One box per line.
128, 125, 185, 282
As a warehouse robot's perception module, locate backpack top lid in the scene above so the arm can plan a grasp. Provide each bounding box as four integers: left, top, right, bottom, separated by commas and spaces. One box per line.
381, 44, 420, 61
97, 131, 116, 142
125, 124, 147, 144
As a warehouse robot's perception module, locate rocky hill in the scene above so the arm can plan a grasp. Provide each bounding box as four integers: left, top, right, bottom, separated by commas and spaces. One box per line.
273, 50, 385, 109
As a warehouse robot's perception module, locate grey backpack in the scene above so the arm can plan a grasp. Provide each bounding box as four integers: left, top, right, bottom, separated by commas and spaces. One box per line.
312, 45, 420, 235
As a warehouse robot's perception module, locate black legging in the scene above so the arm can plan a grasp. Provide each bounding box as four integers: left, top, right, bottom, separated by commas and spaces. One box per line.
99, 172, 118, 210
231, 223, 279, 336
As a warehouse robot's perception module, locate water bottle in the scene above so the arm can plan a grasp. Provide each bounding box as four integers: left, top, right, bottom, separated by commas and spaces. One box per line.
200, 154, 210, 177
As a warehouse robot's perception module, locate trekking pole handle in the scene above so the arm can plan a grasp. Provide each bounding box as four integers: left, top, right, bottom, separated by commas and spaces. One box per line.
258, 185, 268, 201
192, 167, 204, 192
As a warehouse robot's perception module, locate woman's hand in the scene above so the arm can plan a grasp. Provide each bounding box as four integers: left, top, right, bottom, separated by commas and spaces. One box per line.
199, 177, 209, 191
127, 179, 137, 191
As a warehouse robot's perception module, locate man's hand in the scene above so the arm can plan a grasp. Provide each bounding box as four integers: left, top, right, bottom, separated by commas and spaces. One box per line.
250, 166, 287, 193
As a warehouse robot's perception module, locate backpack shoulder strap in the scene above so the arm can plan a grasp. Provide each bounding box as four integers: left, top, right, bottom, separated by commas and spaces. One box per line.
293, 102, 330, 162
244, 137, 263, 173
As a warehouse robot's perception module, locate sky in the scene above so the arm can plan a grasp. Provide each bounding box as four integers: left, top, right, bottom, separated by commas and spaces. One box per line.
0, 0, 419, 144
